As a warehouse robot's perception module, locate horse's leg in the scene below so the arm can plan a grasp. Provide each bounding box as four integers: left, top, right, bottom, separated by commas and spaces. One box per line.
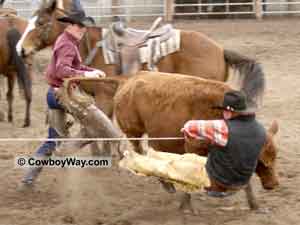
0, 108, 4, 121
244, 182, 259, 210
0, 75, 5, 121
6, 74, 15, 123
23, 82, 32, 127
0, 74, 4, 100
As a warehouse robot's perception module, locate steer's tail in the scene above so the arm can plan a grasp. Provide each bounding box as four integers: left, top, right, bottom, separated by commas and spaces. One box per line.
224, 49, 265, 108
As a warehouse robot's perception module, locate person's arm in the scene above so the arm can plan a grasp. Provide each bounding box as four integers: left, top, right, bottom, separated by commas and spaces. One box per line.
78, 64, 94, 72
55, 44, 87, 78
181, 120, 229, 147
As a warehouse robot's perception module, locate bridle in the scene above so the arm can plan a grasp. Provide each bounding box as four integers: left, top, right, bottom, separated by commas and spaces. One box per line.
37, 7, 69, 45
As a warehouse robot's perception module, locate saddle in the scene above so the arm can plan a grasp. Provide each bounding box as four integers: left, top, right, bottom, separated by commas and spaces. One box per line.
101, 17, 180, 74
111, 17, 174, 47
85, 18, 180, 73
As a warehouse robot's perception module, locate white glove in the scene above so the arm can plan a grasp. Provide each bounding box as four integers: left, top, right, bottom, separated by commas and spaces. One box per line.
94, 69, 106, 77
84, 70, 106, 78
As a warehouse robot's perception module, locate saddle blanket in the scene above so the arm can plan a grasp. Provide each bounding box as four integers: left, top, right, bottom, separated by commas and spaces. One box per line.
102, 28, 181, 65
119, 148, 210, 193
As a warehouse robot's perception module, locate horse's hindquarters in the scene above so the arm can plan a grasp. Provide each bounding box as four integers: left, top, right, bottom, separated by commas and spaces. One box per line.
170, 31, 227, 81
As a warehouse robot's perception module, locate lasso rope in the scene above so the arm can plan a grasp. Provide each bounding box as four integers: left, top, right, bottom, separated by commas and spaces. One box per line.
0, 137, 184, 142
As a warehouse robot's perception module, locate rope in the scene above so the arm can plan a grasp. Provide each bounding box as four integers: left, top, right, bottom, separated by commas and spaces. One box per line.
0, 137, 184, 142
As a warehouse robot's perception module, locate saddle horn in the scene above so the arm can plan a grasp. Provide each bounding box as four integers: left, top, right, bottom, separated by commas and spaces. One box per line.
141, 17, 162, 41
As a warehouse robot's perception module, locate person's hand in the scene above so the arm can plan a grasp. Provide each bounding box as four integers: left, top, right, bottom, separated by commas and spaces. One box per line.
84, 70, 99, 78
94, 69, 106, 78
84, 70, 106, 78
180, 127, 193, 141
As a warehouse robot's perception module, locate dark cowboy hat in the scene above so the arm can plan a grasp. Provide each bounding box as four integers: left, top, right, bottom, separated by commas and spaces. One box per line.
213, 90, 256, 113
57, 11, 95, 27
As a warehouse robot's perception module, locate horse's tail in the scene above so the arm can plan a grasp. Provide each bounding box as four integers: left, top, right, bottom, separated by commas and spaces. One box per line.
6, 28, 32, 100
224, 49, 265, 108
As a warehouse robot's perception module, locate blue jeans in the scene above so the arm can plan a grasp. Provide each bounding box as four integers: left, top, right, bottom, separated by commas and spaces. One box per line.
47, 87, 64, 110
36, 87, 64, 156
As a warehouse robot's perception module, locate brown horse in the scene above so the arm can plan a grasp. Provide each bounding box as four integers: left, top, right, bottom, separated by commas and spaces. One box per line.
0, 9, 33, 127
64, 72, 279, 213
17, 0, 265, 107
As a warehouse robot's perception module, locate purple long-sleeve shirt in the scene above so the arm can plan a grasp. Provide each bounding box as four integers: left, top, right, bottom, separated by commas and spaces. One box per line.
46, 31, 93, 87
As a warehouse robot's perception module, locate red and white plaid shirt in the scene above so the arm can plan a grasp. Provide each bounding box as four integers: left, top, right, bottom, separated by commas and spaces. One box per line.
182, 120, 229, 147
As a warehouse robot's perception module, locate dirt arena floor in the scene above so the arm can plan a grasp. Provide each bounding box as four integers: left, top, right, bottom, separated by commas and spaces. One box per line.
0, 18, 300, 225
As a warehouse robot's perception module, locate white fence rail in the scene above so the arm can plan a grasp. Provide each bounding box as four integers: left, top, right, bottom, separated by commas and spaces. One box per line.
3, 0, 300, 21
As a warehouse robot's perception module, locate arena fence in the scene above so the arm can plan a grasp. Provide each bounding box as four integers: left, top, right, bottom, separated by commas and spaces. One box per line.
3, 0, 300, 22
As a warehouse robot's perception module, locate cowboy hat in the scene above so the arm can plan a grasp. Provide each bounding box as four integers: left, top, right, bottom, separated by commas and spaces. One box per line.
213, 90, 256, 113
57, 11, 95, 27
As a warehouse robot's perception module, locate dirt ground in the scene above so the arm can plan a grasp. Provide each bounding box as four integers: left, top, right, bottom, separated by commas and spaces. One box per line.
0, 18, 300, 225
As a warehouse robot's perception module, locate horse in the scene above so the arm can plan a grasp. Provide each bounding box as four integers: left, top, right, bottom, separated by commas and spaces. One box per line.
17, 0, 265, 107
0, 8, 33, 127
61, 72, 279, 213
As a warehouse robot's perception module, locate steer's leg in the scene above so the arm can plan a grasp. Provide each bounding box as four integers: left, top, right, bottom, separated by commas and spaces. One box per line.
128, 133, 144, 154
244, 182, 259, 210
90, 142, 111, 156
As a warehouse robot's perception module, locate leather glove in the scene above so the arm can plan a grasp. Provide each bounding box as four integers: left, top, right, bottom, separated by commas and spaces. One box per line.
84, 70, 106, 78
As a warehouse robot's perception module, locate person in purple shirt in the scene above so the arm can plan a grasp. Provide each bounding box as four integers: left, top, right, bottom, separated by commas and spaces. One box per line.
20, 9, 105, 187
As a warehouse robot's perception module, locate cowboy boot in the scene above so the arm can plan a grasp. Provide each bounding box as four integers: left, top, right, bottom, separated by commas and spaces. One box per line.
20, 148, 54, 187
21, 166, 43, 185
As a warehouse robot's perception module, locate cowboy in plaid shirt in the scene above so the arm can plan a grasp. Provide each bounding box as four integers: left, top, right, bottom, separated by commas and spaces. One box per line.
182, 120, 229, 147
181, 90, 266, 197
